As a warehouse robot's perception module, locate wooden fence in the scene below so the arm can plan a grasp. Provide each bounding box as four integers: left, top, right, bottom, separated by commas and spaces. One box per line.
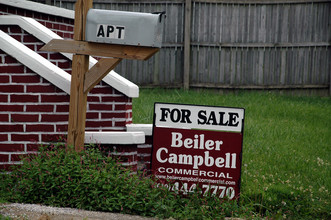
37, 0, 331, 94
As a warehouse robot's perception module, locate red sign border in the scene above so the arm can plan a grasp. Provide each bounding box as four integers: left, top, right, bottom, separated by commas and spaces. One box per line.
150, 102, 245, 199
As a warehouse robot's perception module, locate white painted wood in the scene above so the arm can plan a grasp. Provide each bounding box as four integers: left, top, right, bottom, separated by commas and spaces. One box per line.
101, 71, 139, 98
0, 0, 74, 19
85, 131, 145, 144
0, 16, 62, 43
0, 30, 71, 94
126, 124, 153, 136
0, 15, 139, 97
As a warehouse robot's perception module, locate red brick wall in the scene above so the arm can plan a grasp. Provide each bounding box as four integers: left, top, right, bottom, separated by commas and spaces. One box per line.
0, 4, 74, 39
137, 135, 153, 171
0, 4, 134, 170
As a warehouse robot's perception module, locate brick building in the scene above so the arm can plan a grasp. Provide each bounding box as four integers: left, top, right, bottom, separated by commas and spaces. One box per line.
0, 0, 153, 171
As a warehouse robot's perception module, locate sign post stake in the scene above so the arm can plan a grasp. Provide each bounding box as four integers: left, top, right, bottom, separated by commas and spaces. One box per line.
67, 0, 93, 151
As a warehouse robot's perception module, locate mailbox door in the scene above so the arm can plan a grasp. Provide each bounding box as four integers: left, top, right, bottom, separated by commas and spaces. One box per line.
86, 9, 164, 48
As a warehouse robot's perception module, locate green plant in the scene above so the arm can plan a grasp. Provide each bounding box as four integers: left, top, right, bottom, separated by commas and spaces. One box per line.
2, 145, 150, 212
0, 144, 249, 219
0, 214, 12, 220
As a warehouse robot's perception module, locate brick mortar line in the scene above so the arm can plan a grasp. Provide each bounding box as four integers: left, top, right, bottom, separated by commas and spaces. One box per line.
137, 144, 153, 148
0, 161, 23, 165
111, 152, 138, 156
0, 131, 66, 134
138, 153, 152, 157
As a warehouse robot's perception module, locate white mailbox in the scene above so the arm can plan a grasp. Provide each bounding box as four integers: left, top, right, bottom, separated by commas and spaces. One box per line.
85, 9, 165, 48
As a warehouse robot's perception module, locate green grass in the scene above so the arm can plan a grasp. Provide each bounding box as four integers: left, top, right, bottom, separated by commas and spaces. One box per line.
133, 88, 331, 218
1, 89, 330, 219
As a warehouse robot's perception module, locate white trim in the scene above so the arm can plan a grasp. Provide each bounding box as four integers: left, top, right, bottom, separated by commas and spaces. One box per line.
0, 30, 71, 94
0, 0, 74, 19
100, 68, 139, 98
85, 131, 145, 144
0, 15, 139, 97
0, 15, 62, 43
126, 124, 153, 136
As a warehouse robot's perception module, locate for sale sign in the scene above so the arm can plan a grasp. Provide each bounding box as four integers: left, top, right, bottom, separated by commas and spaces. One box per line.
151, 103, 245, 200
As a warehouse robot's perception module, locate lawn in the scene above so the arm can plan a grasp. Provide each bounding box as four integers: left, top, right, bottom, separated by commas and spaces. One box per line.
133, 89, 331, 218
1, 89, 330, 219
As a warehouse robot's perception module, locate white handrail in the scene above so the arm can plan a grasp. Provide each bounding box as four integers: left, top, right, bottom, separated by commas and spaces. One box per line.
0, 15, 139, 97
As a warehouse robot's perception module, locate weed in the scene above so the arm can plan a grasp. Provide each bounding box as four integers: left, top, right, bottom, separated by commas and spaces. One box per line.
0, 144, 245, 219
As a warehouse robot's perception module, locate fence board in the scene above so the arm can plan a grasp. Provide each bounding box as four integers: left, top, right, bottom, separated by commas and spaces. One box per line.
36, 0, 330, 94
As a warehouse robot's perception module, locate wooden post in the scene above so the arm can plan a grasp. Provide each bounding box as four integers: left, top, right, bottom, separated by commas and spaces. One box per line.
67, 0, 93, 151
84, 58, 122, 93
183, 0, 192, 90
39, 0, 161, 151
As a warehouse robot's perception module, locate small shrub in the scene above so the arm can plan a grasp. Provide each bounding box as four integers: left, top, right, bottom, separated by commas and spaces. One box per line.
0, 144, 246, 219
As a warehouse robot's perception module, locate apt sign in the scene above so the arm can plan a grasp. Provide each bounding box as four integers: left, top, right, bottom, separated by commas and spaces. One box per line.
151, 103, 245, 200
